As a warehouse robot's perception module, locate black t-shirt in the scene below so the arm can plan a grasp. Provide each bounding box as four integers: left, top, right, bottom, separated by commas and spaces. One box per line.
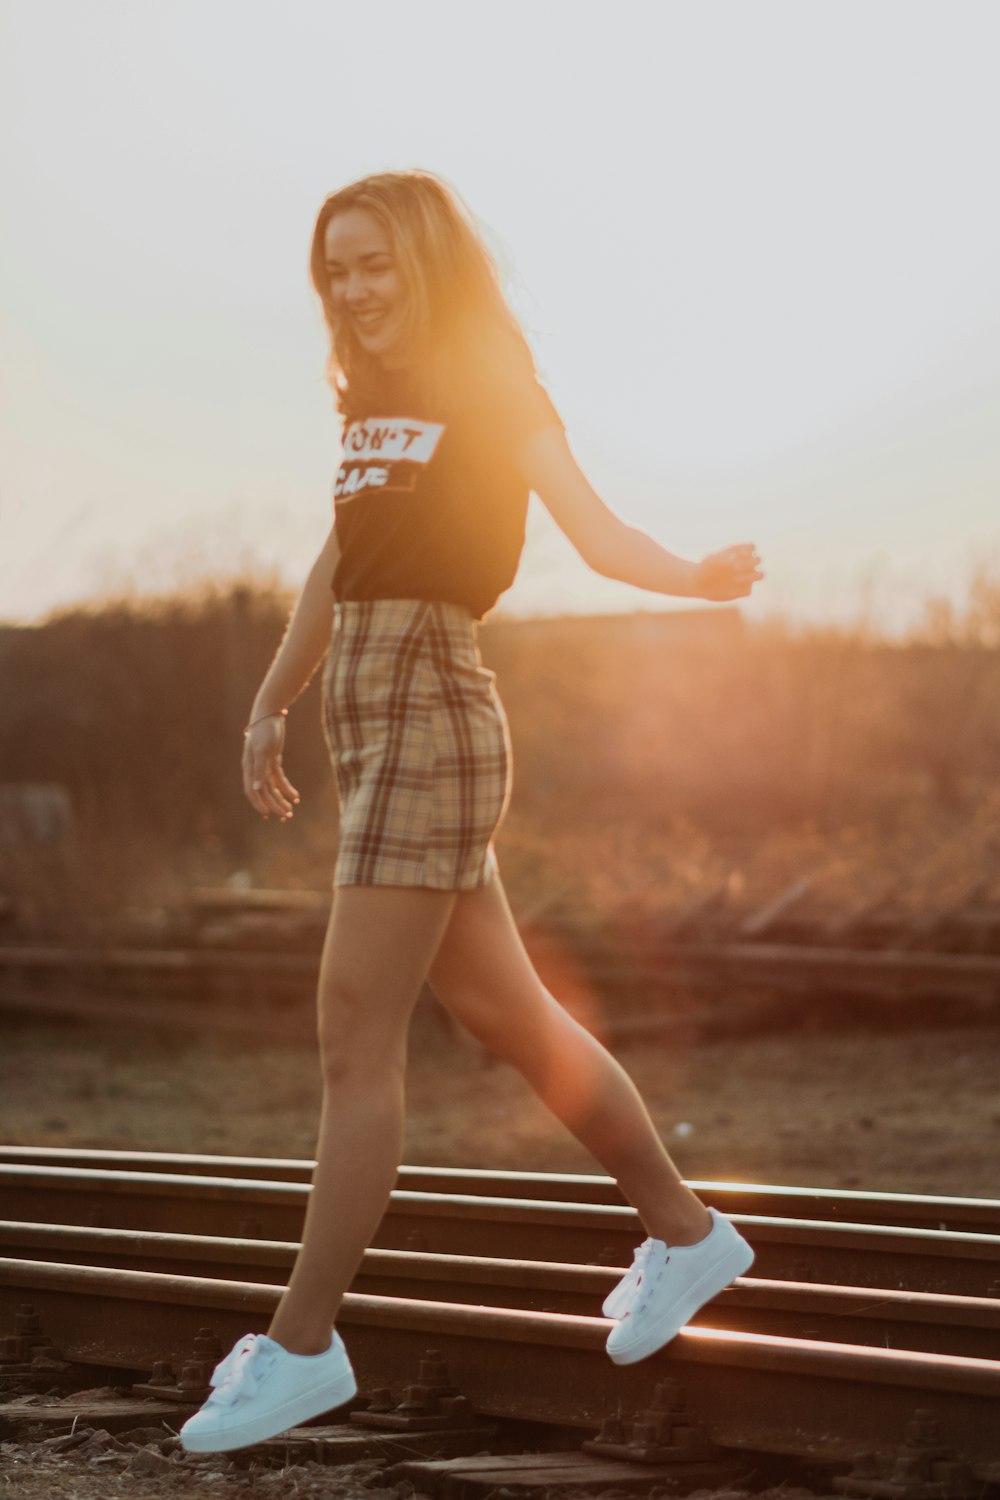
330, 365, 565, 621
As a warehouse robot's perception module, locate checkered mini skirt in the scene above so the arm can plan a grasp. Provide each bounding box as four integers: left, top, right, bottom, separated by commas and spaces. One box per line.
321, 598, 513, 890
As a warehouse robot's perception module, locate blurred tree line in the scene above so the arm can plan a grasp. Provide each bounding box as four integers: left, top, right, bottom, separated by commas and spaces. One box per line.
1, 571, 998, 932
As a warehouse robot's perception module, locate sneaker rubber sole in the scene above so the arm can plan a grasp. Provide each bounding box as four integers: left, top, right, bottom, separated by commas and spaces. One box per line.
606, 1235, 755, 1366
180, 1363, 358, 1453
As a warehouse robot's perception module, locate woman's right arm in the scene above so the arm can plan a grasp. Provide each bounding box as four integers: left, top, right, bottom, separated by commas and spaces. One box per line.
242, 522, 341, 821
516, 426, 763, 602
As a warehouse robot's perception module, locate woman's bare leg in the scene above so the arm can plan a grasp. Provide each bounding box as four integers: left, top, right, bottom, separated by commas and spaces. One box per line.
266, 883, 458, 1355
427, 867, 712, 1245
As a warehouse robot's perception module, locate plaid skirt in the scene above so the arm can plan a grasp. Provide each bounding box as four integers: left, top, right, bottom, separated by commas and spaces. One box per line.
321, 598, 513, 890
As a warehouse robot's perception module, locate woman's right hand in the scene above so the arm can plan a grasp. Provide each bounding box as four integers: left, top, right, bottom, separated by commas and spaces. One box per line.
242, 714, 301, 821
694, 543, 764, 601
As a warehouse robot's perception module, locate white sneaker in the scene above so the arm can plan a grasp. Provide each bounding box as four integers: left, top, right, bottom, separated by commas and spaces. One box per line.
605, 1207, 754, 1366
602, 1236, 655, 1317
179, 1330, 357, 1453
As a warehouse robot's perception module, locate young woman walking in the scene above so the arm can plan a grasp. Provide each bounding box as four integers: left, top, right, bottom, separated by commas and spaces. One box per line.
180, 169, 764, 1454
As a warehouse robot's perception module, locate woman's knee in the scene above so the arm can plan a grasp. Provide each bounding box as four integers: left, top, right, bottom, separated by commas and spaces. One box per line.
316, 972, 409, 1083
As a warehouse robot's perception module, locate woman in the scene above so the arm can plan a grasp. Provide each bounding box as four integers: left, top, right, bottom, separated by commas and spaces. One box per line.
180, 169, 764, 1455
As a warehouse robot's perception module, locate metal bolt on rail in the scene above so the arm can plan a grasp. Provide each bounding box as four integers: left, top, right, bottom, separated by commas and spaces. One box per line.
132, 1360, 180, 1399
364, 1387, 396, 1414
832, 1408, 978, 1500
583, 1378, 730, 1470
0, 1301, 69, 1391
351, 1349, 489, 1435
177, 1327, 229, 1400
133, 1326, 224, 1402
0, 1302, 43, 1363
592, 1414, 628, 1446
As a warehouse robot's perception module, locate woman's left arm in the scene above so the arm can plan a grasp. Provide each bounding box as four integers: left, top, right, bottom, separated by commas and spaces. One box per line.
516, 425, 764, 602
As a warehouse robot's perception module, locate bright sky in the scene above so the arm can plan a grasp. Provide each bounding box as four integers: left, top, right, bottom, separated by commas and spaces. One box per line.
2, 0, 999, 634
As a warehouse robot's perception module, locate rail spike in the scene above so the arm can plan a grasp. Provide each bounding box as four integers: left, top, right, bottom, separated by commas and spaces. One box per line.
582, 1377, 738, 1480
350, 1347, 489, 1434
0, 1302, 71, 1393
132, 1326, 225, 1403
832, 1407, 977, 1500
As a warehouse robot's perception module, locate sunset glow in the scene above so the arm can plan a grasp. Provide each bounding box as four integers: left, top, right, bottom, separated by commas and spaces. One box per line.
3, 1, 999, 633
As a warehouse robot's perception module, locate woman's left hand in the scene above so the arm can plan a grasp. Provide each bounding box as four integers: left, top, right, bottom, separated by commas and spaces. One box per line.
694, 543, 764, 601
242, 715, 301, 821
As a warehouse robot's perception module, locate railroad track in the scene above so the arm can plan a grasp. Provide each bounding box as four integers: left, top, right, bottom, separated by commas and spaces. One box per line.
2, 939, 1000, 1041
5, 877, 1000, 1043
1, 1149, 998, 1492
5, 1146, 999, 1231
3, 1162, 1000, 1297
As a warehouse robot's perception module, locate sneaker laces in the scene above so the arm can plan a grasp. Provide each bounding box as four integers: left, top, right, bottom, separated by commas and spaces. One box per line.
612, 1237, 655, 1315
620, 1241, 671, 1320
207, 1333, 276, 1408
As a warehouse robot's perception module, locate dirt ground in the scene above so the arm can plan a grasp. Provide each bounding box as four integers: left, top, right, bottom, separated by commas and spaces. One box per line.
0, 1441, 405, 1499
2, 1009, 999, 1196
0, 1436, 834, 1500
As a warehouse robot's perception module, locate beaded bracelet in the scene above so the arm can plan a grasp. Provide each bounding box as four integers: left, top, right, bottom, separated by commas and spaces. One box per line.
243, 708, 288, 737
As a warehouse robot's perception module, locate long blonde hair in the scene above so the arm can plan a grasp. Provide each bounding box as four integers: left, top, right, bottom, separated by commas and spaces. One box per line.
307, 169, 542, 423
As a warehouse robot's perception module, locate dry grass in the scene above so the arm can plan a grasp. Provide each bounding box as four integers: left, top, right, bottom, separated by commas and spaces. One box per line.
4, 574, 1000, 945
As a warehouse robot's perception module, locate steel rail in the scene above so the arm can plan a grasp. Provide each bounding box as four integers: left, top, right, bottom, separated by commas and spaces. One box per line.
3, 1220, 999, 1362
673, 940, 1000, 1004
0, 985, 321, 1040
2, 938, 999, 1021
3, 1165, 999, 1297
0, 1258, 997, 1480
4, 938, 1000, 988
3, 1147, 998, 1236
0, 944, 317, 976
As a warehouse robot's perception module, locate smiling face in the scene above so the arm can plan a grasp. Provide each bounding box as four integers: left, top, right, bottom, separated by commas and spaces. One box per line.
323, 207, 411, 369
